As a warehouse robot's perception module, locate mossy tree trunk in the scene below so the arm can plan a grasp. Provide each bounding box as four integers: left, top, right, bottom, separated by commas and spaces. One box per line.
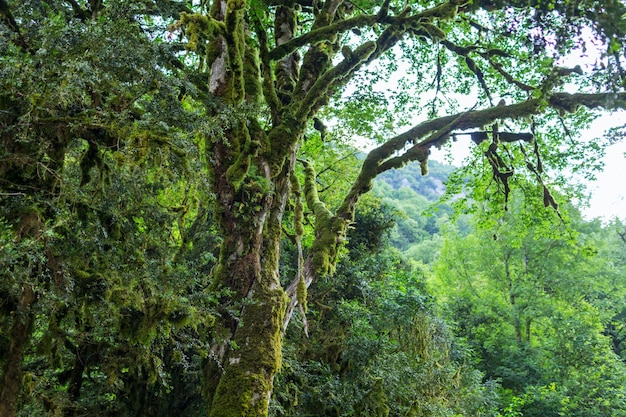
195, 1, 375, 413
200, 1, 295, 414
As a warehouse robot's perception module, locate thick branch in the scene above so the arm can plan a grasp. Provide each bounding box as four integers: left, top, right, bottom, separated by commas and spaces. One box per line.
287, 0, 460, 110
251, 12, 281, 124
301, 159, 333, 221
273, 5, 300, 106
294, 40, 377, 121
301, 159, 349, 276
286, 160, 348, 327
289, 94, 626, 326
335, 91, 626, 221
269, 14, 378, 60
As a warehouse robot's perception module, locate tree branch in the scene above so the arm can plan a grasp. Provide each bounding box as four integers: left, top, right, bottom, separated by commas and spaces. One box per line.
269, 14, 378, 61
334, 92, 626, 222
251, 12, 281, 124
294, 40, 377, 121
301, 159, 333, 221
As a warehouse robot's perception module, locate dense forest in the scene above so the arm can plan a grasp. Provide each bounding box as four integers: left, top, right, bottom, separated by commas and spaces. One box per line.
1, 0, 626, 416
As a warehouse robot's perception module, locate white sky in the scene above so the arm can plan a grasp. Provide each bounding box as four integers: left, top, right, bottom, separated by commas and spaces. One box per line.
581, 114, 626, 221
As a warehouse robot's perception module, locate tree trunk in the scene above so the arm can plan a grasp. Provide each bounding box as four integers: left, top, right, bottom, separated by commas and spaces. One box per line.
207, 280, 286, 417
203, 122, 297, 416
194, 0, 353, 414
0, 284, 35, 417
205, 163, 290, 416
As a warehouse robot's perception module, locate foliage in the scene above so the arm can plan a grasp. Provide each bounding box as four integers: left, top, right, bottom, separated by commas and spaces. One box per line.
433, 197, 626, 416
0, 1, 219, 415
272, 199, 500, 417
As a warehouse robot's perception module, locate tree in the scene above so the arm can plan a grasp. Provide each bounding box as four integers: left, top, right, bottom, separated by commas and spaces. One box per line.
2, 0, 626, 416
432, 199, 626, 415
0, 1, 212, 416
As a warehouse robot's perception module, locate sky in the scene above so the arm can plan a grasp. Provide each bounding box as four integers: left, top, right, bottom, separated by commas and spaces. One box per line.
582, 114, 626, 221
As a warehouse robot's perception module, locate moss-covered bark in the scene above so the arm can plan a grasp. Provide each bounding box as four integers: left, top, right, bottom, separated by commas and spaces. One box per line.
208, 282, 286, 417
204, 149, 293, 415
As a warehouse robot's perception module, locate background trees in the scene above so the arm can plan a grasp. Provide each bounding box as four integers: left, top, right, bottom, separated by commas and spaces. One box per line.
431, 199, 626, 416
2, 0, 626, 416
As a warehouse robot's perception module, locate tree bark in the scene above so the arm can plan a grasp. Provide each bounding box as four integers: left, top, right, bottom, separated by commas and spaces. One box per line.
0, 284, 35, 417
205, 156, 291, 417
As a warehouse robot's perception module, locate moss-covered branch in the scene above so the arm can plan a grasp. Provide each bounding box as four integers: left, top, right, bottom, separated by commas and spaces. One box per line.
334, 91, 626, 223
224, 0, 246, 103
378, 107, 476, 175
294, 40, 377, 121
177, 12, 226, 50
380, 92, 626, 169
289, 0, 440, 115
300, 159, 348, 278
268, 14, 378, 60
313, 0, 343, 28
250, 11, 282, 124
301, 159, 332, 221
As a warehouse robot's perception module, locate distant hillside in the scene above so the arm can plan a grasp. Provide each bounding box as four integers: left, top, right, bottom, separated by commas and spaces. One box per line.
373, 160, 459, 262
376, 159, 455, 202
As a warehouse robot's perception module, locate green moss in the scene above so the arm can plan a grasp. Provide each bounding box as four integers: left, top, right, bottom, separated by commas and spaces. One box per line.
208, 287, 287, 417
225, 151, 251, 191
296, 275, 307, 313
301, 159, 351, 276
417, 1, 458, 19
243, 44, 263, 104
419, 23, 446, 40
292, 175, 304, 234
223, 0, 246, 103
177, 12, 225, 51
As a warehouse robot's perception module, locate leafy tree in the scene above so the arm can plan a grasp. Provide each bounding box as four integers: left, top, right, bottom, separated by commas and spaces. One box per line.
433, 199, 626, 415
0, 1, 215, 416
2, 1, 626, 417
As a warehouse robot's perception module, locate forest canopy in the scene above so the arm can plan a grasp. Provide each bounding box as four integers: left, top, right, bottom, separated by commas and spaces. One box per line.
1, 0, 626, 416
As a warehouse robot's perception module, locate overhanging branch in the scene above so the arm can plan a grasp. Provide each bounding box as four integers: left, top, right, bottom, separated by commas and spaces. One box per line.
335, 91, 626, 221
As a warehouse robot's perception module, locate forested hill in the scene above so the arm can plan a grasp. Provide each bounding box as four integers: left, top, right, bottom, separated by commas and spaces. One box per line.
369, 158, 626, 417
376, 159, 455, 202
373, 160, 459, 261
